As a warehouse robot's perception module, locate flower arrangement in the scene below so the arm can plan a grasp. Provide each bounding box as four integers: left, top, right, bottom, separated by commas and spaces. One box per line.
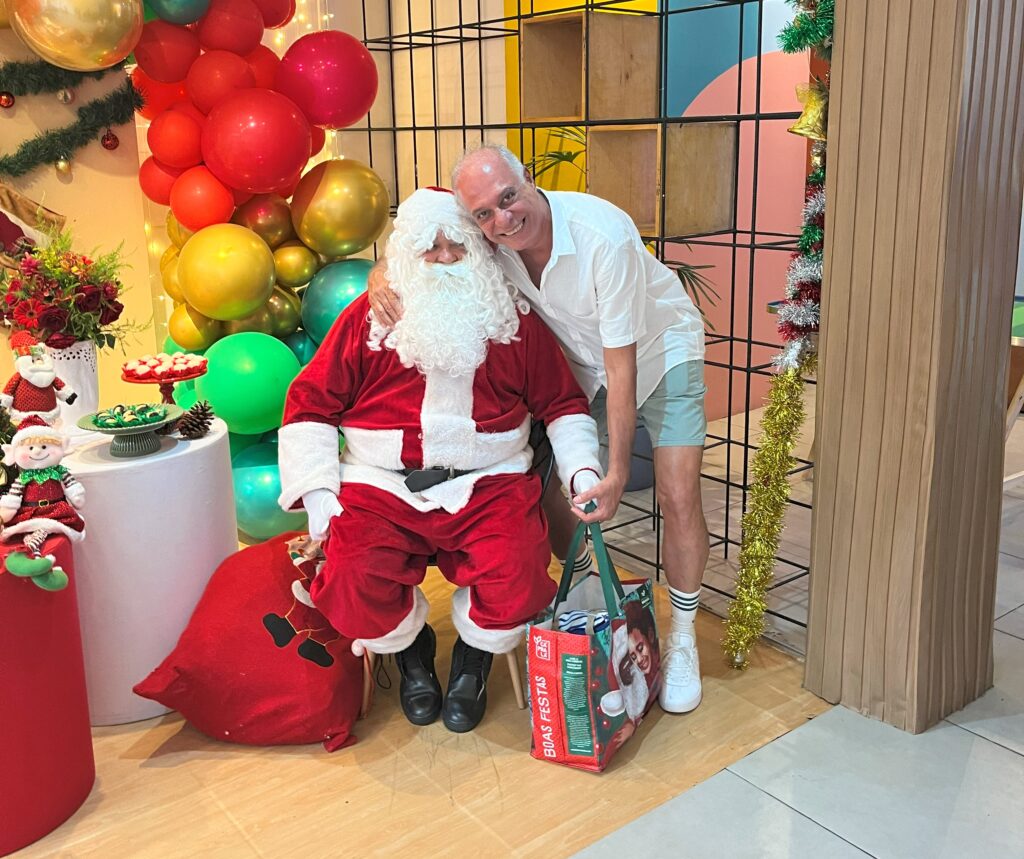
0, 231, 131, 350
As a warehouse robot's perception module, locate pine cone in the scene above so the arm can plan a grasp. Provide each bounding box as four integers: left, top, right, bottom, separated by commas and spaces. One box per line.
178, 401, 214, 439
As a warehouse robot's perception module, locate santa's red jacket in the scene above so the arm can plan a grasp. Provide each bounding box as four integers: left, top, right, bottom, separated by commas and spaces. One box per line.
2, 373, 68, 422
278, 293, 601, 514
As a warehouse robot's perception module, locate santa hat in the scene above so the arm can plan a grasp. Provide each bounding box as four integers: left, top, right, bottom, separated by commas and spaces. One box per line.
9, 415, 62, 447
392, 187, 472, 249
9, 330, 40, 357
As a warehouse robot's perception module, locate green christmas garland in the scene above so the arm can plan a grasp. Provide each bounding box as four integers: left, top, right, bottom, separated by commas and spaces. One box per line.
0, 58, 125, 97
779, 0, 834, 60
0, 79, 142, 178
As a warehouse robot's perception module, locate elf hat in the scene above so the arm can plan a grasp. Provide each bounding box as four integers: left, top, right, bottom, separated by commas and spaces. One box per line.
10, 415, 62, 448
9, 330, 41, 357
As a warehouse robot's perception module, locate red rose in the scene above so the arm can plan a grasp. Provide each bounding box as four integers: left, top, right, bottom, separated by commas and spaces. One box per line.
98, 300, 124, 325
45, 332, 78, 349
37, 304, 70, 334
75, 284, 103, 313
102, 282, 119, 300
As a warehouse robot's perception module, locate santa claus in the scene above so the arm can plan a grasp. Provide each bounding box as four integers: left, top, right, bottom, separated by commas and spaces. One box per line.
278, 188, 602, 733
1, 330, 78, 424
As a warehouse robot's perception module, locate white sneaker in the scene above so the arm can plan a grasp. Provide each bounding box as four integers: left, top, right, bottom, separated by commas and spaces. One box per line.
659, 631, 702, 713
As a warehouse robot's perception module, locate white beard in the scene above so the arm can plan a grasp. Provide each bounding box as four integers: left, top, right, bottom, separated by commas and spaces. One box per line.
382, 261, 519, 377
16, 356, 56, 388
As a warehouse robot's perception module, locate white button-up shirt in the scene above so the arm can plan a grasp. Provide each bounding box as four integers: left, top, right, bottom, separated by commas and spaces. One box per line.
494, 190, 705, 404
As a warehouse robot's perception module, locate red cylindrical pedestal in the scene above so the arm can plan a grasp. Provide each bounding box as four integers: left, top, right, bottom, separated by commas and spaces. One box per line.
0, 536, 95, 856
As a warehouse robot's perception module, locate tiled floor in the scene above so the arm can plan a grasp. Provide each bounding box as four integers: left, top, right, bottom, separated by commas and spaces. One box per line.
577, 420, 1024, 859
604, 405, 1024, 658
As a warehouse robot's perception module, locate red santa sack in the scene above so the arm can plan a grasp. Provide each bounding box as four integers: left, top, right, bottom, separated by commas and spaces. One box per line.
527, 519, 660, 773
133, 533, 364, 752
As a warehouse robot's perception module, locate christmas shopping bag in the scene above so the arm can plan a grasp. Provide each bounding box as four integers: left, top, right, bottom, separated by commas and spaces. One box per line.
527, 518, 660, 772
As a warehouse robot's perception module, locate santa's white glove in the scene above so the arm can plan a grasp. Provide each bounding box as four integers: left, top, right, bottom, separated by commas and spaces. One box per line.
302, 489, 342, 542
65, 482, 86, 509
0, 393, 12, 408
569, 468, 602, 510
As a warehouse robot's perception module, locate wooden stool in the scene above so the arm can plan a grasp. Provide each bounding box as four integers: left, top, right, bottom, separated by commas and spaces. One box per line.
361, 646, 526, 717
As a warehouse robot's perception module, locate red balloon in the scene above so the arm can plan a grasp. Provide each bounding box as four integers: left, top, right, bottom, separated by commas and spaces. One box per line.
252, 0, 293, 28
186, 49, 255, 114
169, 100, 207, 131
139, 157, 184, 205
245, 44, 280, 89
270, 170, 301, 199
275, 31, 378, 129
170, 166, 236, 231
196, 0, 264, 55
308, 125, 325, 158
202, 89, 312, 195
132, 67, 188, 120
147, 109, 203, 169
134, 20, 201, 83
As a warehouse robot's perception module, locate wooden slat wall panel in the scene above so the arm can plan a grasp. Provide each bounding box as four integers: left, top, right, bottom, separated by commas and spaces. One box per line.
805, 0, 1024, 733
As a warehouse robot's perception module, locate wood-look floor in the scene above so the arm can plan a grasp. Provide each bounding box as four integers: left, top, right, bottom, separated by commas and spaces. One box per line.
20, 567, 829, 858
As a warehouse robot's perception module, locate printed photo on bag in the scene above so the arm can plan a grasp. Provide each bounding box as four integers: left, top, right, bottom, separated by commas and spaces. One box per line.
600, 599, 661, 756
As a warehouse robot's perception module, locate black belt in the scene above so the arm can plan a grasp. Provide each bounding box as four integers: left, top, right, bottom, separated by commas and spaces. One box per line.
401, 466, 474, 493
22, 499, 58, 507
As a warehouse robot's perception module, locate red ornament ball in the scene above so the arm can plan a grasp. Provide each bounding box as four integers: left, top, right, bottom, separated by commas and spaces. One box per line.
101, 130, 120, 150
0, 92, 14, 109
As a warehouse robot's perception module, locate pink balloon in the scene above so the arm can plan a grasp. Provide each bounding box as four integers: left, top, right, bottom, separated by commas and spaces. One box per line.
202, 88, 312, 195
274, 30, 378, 129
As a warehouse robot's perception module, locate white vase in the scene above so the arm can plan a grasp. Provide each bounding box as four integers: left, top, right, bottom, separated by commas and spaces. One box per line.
47, 339, 99, 435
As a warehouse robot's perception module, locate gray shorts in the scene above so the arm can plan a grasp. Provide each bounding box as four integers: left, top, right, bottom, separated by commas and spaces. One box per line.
589, 360, 707, 448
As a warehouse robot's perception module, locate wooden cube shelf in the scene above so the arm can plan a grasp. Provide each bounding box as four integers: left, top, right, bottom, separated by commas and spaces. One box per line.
521, 11, 659, 122
586, 121, 737, 237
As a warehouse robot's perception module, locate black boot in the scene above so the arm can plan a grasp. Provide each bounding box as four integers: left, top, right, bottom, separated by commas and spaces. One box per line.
394, 624, 443, 726
262, 613, 296, 647
442, 637, 493, 733
296, 638, 334, 668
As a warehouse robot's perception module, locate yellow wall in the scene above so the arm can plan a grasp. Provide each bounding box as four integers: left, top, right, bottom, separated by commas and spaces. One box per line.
0, 32, 157, 408
503, 0, 656, 192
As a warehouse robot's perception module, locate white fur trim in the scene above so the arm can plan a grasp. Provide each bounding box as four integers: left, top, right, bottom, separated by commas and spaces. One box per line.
0, 519, 85, 542
545, 413, 603, 490
451, 587, 525, 654
0, 394, 12, 408
278, 421, 342, 512
0, 494, 21, 509
351, 586, 429, 655
338, 425, 404, 470
292, 578, 315, 607
420, 369, 476, 467
9, 406, 60, 424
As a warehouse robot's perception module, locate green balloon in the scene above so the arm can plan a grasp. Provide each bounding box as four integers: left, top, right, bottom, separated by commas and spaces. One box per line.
173, 380, 198, 409
231, 444, 307, 540
284, 329, 318, 365
261, 429, 278, 445
301, 259, 373, 344
163, 334, 204, 356
229, 432, 263, 460
197, 333, 301, 435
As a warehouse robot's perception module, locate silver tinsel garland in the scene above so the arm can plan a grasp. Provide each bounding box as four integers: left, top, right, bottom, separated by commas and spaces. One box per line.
777, 300, 820, 328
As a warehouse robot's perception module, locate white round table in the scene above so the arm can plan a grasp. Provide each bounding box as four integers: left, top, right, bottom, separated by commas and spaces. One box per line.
65, 418, 238, 725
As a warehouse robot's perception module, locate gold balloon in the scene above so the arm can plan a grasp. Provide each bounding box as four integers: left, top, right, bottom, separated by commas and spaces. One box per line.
159, 245, 178, 275
222, 302, 276, 336
168, 303, 223, 352
0, 0, 10, 28
290, 159, 389, 258
177, 223, 276, 321
9, 0, 144, 72
232, 194, 296, 250
266, 285, 301, 338
167, 211, 194, 250
161, 255, 185, 303
273, 240, 319, 289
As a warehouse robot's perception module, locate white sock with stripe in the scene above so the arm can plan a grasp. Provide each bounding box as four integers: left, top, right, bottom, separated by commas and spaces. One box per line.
568, 548, 595, 576
669, 587, 700, 639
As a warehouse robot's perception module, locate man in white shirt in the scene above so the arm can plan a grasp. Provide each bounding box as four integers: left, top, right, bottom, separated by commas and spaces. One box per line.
369, 145, 709, 714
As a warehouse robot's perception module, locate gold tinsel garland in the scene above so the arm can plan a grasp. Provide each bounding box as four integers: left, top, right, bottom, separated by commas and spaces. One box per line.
722, 352, 817, 667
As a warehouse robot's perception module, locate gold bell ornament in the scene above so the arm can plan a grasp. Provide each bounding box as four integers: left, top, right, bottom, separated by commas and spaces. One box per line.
788, 78, 829, 142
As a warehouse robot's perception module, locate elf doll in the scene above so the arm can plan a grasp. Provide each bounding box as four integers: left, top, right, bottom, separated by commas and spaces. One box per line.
1, 330, 78, 424
0, 416, 86, 590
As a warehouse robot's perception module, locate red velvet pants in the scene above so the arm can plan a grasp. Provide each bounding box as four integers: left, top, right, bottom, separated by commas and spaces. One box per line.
311, 474, 555, 647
